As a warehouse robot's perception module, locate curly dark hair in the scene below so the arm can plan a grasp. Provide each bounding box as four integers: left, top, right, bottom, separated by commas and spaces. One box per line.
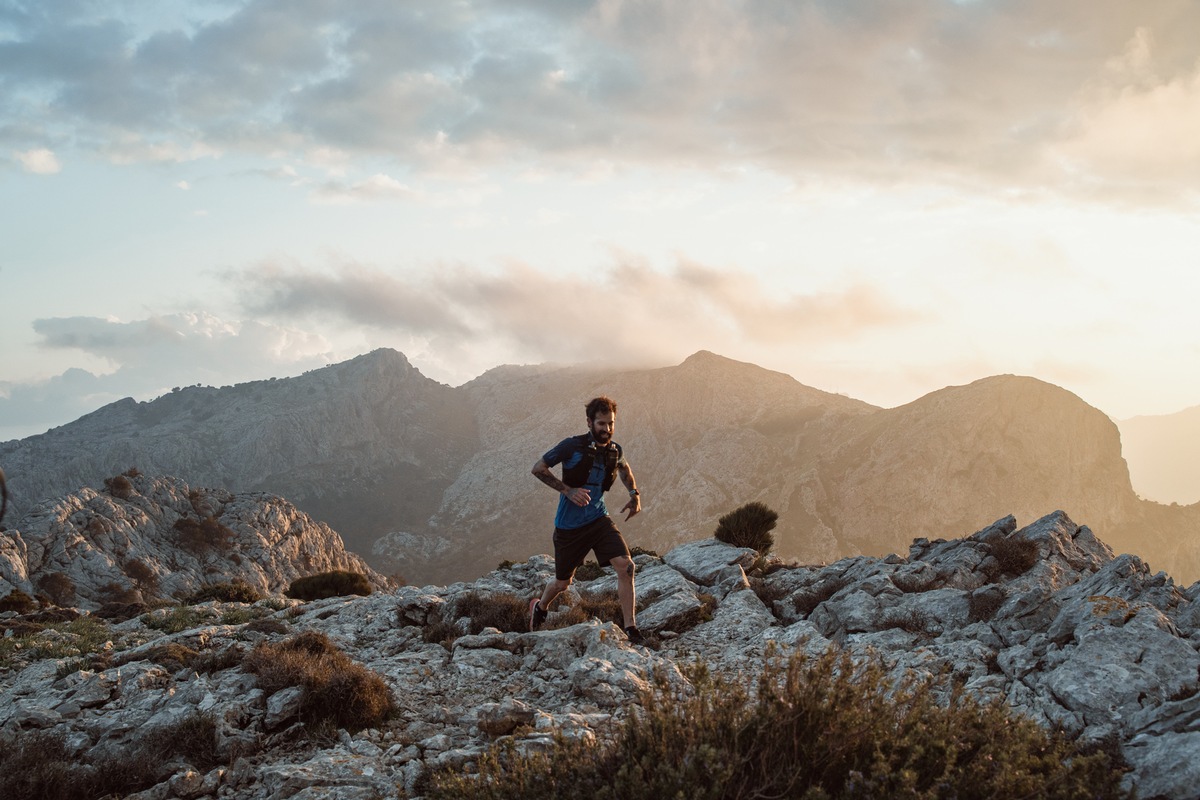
585, 396, 618, 421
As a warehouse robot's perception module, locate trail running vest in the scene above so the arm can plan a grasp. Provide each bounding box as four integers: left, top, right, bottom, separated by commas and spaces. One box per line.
560, 433, 622, 492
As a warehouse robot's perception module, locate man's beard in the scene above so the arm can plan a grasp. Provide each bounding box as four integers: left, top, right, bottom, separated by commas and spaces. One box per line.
593, 430, 611, 444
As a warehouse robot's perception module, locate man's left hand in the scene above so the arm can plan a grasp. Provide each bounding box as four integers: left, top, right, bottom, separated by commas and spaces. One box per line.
621, 495, 641, 521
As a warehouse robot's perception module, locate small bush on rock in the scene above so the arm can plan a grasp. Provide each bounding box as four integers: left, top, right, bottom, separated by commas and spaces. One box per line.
968, 587, 1007, 622
183, 580, 264, 605
573, 560, 604, 581
988, 535, 1040, 578
428, 647, 1132, 800
286, 570, 372, 601
713, 501, 778, 554
0, 589, 36, 614
123, 559, 159, 596
455, 591, 531, 634
37, 573, 77, 606
792, 575, 848, 616
244, 631, 396, 733
103, 474, 135, 500
546, 590, 624, 630
0, 711, 226, 800
173, 516, 234, 553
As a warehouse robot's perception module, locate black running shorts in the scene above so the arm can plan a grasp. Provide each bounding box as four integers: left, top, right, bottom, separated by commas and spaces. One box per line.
552, 515, 630, 581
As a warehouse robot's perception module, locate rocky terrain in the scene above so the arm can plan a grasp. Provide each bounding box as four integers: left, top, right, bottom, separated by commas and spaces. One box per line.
1, 510, 1198, 799
0, 473, 388, 607
2, 348, 1199, 584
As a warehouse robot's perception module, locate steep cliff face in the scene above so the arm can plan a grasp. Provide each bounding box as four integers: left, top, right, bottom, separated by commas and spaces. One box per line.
818, 375, 1140, 557
0, 473, 385, 607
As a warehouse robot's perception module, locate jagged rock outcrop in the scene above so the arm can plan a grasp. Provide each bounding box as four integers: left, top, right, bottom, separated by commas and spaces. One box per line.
1, 511, 1197, 798
3, 349, 1198, 584
0, 473, 386, 607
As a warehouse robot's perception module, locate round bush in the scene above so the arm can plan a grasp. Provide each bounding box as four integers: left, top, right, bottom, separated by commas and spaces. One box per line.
286, 571, 372, 601
713, 501, 778, 554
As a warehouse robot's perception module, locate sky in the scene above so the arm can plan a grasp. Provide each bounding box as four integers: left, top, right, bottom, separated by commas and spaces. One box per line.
3, 0, 1200, 442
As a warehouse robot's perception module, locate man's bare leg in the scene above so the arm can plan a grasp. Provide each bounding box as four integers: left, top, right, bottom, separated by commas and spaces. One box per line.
539, 577, 571, 610
611, 556, 636, 629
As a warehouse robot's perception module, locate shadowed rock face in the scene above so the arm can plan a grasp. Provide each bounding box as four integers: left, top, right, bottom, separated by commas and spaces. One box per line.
2, 349, 1198, 584
0, 511, 1195, 799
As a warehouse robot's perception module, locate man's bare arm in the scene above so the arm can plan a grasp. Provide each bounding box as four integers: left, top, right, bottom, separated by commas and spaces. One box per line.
533, 459, 591, 507
618, 460, 641, 520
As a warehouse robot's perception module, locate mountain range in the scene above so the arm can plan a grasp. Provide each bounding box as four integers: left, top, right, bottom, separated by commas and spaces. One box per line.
2, 348, 1198, 585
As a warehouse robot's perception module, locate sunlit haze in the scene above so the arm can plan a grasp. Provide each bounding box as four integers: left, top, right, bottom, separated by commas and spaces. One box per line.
3, 1, 1200, 445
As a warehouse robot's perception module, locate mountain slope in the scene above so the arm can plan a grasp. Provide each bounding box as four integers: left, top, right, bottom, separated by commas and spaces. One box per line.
0, 349, 477, 561
2, 349, 1197, 585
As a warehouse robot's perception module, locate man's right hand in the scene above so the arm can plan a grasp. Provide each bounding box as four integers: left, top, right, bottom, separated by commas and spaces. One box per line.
563, 487, 591, 507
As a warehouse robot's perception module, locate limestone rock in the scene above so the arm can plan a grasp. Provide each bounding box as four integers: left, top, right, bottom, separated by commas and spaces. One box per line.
0, 510, 1197, 798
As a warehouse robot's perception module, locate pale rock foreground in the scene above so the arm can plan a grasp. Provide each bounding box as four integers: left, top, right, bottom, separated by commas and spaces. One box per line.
1, 510, 1199, 799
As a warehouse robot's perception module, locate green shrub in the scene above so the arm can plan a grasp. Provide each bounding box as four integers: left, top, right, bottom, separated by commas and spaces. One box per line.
882, 608, 935, 635
792, 575, 848, 616
123, 559, 158, 596
286, 570, 372, 601
37, 573, 77, 606
173, 516, 234, 553
96, 581, 141, 605
545, 590, 624, 630
713, 501, 778, 554
103, 474, 135, 500
968, 587, 1007, 622
988, 536, 1040, 578
629, 546, 660, 559
0, 589, 36, 614
190, 645, 246, 674
428, 647, 1131, 800
748, 576, 789, 610
422, 619, 460, 649
141, 606, 207, 634
183, 580, 264, 605
455, 591, 531, 634
243, 631, 395, 733
573, 560, 605, 581
0, 712, 225, 800
118, 642, 200, 672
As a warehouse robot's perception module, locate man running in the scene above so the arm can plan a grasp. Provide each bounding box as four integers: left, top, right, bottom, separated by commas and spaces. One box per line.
529, 396, 643, 643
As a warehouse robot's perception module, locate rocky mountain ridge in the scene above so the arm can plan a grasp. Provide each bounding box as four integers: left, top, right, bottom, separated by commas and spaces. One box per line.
1, 511, 1197, 799
0, 473, 387, 608
2, 348, 1198, 584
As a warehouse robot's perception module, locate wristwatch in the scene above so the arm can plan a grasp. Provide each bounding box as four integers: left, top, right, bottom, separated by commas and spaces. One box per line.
629, 489, 640, 497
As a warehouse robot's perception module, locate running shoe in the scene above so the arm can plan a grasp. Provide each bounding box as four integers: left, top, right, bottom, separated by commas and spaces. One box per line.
624, 625, 645, 645
529, 598, 547, 631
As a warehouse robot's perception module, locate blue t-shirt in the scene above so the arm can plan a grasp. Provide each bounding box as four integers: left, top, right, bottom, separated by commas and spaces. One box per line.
542, 435, 624, 530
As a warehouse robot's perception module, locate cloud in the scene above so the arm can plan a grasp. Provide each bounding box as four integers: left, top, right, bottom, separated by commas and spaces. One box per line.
1050, 28, 1200, 199
310, 173, 422, 204
14, 147, 60, 173
238, 254, 921, 370
6, 1, 1200, 202
0, 312, 336, 439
